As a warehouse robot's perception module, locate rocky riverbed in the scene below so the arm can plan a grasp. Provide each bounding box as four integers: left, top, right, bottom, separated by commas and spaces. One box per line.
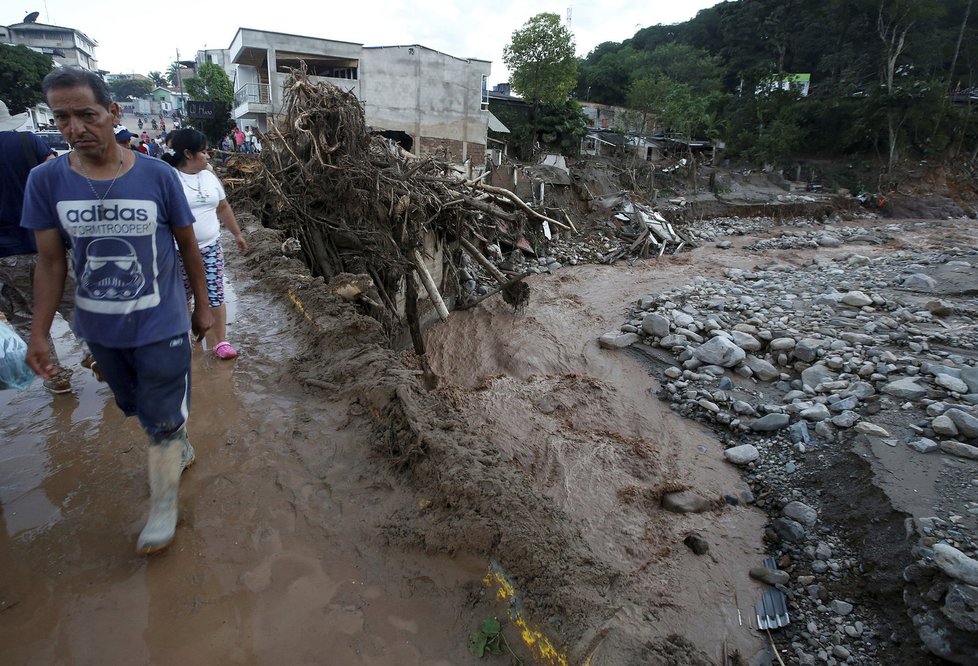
595, 215, 978, 664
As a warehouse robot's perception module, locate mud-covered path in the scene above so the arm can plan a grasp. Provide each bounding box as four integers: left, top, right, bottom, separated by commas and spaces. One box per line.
0, 266, 487, 665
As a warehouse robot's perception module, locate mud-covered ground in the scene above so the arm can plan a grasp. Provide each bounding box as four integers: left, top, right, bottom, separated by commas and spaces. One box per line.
3, 208, 975, 665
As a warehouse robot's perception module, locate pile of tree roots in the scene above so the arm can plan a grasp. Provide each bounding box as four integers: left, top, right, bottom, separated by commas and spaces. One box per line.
232, 68, 564, 357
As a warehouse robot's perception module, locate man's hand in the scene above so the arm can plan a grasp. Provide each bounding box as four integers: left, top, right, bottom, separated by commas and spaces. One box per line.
26, 334, 55, 378
190, 304, 214, 341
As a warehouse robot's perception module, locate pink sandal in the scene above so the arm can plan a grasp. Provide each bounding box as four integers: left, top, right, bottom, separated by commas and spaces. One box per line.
213, 341, 238, 359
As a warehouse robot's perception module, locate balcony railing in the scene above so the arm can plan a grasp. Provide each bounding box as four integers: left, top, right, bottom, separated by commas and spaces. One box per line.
234, 83, 271, 108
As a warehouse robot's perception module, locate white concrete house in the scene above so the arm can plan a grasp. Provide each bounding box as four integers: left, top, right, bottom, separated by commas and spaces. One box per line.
0, 19, 98, 71
224, 28, 491, 165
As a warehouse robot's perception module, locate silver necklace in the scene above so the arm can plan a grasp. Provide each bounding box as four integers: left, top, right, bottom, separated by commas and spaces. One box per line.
74, 146, 125, 210
179, 169, 208, 203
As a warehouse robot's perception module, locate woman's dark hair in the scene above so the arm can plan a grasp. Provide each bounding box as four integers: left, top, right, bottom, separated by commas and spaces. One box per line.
161, 129, 207, 167
42, 68, 112, 108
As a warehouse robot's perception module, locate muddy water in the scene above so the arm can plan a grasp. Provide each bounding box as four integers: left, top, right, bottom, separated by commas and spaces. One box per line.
0, 264, 486, 664
427, 260, 769, 662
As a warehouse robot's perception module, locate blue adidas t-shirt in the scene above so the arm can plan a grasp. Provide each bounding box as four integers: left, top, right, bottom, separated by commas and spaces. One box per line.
21, 153, 195, 348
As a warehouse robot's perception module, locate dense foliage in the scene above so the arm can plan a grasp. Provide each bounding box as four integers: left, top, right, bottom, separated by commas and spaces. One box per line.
0, 44, 53, 113
577, 0, 978, 167
108, 77, 153, 100
184, 62, 235, 147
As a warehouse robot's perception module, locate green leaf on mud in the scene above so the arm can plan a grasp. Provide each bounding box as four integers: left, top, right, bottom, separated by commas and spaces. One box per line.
468, 617, 503, 658
468, 631, 488, 657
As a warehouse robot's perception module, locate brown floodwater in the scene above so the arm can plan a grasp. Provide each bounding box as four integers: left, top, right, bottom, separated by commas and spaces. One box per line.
0, 269, 489, 665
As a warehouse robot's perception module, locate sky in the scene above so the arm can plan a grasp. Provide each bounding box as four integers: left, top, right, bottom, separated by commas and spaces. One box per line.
10, 0, 719, 86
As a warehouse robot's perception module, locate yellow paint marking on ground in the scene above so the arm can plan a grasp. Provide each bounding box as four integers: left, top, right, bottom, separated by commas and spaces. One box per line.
287, 288, 317, 325
483, 565, 581, 666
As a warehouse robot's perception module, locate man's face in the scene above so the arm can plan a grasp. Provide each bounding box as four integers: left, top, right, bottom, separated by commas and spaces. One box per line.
48, 85, 119, 159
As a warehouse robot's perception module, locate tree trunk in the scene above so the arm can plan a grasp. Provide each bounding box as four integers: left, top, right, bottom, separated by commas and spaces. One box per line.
948, 0, 973, 92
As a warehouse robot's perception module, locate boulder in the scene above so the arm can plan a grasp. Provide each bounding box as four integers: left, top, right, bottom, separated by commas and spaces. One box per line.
935, 374, 970, 394
902, 273, 937, 290
908, 438, 940, 453
883, 377, 928, 400
662, 490, 712, 514
793, 338, 825, 363
943, 584, 978, 632
841, 290, 873, 307
770, 337, 796, 352
751, 413, 791, 432
732, 330, 762, 352
940, 441, 978, 460
961, 366, 978, 394
931, 415, 959, 437
641, 313, 671, 338
724, 444, 760, 465
855, 421, 891, 437
599, 332, 639, 349
693, 336, 746, 368
933, 543, 978, 586
801, 364, 835, 391
800, 404, 831, 421
946, 408, 978, 439
783, 500, 818, 526
772, 518, 806, 542
744, 355, 779, 381
750, 567, 790, 586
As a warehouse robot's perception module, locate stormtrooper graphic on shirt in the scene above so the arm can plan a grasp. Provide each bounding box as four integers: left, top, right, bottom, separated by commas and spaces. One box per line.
79, 237, 146, 299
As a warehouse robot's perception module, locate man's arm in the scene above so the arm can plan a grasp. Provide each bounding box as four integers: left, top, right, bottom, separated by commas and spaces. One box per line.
172, 225, 214, 340
26, 229, 67, 378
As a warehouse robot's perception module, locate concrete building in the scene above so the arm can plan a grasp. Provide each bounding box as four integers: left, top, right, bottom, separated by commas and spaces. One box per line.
226, 28, 490, 165
0, 19, 98, 71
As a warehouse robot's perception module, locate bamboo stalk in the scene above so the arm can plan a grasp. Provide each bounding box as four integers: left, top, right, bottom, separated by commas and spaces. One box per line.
459, 237, 507, 284
411, 249, 450, 321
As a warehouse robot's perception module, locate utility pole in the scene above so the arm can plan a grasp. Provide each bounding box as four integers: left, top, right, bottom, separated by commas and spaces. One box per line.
175, 49, 184, 114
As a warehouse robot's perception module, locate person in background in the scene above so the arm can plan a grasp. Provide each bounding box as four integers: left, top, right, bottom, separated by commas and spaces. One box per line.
162, 129, 247, 360
233, 126, 245, 152
0, 99, 72, 393
22, 68, 213, 554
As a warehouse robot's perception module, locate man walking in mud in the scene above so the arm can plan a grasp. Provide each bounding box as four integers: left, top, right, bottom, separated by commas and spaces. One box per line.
21, 68, 213, 554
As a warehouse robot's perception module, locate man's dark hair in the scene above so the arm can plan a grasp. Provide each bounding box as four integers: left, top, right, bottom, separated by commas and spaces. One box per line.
41, 68, 113, 109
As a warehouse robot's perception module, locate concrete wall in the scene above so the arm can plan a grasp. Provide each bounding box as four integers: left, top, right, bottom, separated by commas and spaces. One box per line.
360, 46, 489, 162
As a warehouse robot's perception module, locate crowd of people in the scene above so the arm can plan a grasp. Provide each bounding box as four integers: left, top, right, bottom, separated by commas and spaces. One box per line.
1, 67, 250, 555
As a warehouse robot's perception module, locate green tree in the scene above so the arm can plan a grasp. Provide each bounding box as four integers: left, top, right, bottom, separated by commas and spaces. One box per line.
503, 13, 578, 152
0, 43, 53, 113
148, 70, 167, 87
108, 77, 153, 100
184, 62, 235, 148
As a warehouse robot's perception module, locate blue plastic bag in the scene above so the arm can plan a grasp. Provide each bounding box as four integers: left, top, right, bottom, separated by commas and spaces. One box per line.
0, 321, 36, 391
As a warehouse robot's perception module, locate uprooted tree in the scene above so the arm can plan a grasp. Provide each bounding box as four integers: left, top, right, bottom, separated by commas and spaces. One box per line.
231, 68, 571, 362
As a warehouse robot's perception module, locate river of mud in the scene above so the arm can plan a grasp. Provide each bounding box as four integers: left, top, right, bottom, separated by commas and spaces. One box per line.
5, 213, 970, 665
0, 256, 489, 665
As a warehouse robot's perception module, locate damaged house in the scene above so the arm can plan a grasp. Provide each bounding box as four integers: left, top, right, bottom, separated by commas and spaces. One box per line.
224, 28, 491, 165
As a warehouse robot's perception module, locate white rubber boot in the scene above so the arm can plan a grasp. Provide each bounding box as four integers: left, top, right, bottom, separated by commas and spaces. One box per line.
180, 434, 196, 472
136, 433, 183, 554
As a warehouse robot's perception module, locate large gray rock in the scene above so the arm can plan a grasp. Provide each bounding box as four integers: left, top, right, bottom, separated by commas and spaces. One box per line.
961, 366, 978, 394
693, 336, 746, 368
883, 377, 928, 400
662, 490, 711, 514
772, 517, 806, 542
732, 330, 762, 352
724, 444, 760, 465
841, 290, 873, 307
752, 413, 791, 432
801, 404, 831, 421
933, 543, 978, 586
783, 500, 818, 526
745, 355, 779, 381
599, 332, 639, 349
935, 374, 970, 394
801, 364, 835, 390
941, 440, 978, 460
932, 415, 959, 437
943, 584, 978, 632
641, 313, 670, 338
750, 567, 790, 586
909, 437, 940, 453
855, 421, 891, 437
902, 273, 937, 291
793, 338, 825, 363
946, 409, 978, 439
770, 337, 796, 351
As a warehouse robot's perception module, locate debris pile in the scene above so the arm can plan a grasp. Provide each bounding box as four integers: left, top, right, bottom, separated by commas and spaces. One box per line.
233, 68, 574, 353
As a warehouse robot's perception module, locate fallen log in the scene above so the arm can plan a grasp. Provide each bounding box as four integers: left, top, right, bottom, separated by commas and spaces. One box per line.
474, 182, 570, 230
